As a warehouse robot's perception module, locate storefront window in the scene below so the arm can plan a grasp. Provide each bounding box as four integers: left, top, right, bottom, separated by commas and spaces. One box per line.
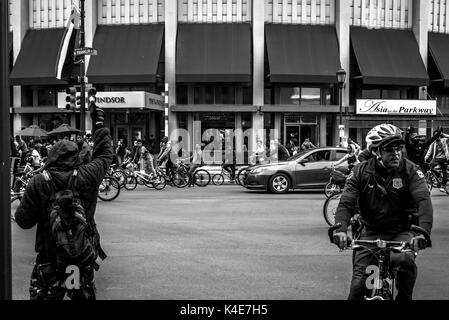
178, 112, 188, 130
38, 88, 57, 106
38, 114, 70, 132
362, 89, 381, 99
194, 87, 214, 104
279, 87, 321, 105
362, 88, 408, 99
242, 87, 253, 104
177, 86, 188, 104
215, 87, 236, 104
264, 88, 272, 104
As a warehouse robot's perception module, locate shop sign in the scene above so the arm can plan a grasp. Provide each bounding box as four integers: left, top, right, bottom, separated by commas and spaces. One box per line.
356, 99, 436, 115
58, 91, 164, 110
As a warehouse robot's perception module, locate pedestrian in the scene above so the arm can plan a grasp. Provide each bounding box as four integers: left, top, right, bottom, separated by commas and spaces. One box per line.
14, 104, 111, 300
424, 130, 449, 193
116, 138, 127, 165
187, 144, 202, 187
15, 135, 29, 165
404, 126, 440, 169
301, 137, 316, 151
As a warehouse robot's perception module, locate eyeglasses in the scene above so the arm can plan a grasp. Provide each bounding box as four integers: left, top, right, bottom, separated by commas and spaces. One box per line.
381, 145, 403, 153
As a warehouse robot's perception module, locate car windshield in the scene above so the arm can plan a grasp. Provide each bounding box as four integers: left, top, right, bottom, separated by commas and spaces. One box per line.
287, 150, 310, 161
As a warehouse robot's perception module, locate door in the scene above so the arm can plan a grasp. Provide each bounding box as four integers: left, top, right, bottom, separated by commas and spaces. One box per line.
285, 125, 300, 154
300, 125, 318, 148
294, 149, 333, 187
131, 126, 144, 144
116, 125, 129, 147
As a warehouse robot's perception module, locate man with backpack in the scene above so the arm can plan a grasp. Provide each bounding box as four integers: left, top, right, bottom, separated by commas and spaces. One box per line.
15, 104, 112, 300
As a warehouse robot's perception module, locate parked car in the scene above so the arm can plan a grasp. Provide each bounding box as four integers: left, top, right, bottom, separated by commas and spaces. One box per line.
242, 147, 349, 194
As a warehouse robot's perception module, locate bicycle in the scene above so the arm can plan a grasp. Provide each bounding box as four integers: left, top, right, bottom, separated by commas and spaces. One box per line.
212, 164, 238, 185
125, 166, 167, 191
424, 162, 449, 194
328, 222, 431, 300
323, 192, 342, 226
236, 165, 251, 186
10, 191, 23, 222
97, 175, 121, 201
324, 167, 347, 198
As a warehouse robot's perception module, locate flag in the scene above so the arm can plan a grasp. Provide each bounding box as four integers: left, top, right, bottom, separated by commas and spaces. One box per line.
56, 1, 80, 80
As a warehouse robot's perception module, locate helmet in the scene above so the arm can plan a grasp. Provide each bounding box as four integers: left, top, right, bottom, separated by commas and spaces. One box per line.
365, 124, 404, 151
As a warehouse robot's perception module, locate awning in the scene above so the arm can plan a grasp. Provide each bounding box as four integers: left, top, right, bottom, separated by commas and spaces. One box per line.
265, 24, 341, 83
9, 29, 70, 86
87, 24, 164, 84
176, 23, 251, 82
351, 27, 429, 86
429, 32, 449, 87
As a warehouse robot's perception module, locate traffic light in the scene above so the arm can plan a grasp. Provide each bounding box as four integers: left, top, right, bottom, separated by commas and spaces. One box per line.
76, 93, 82, 110
88, 87, 97, 109
65, 86, 77, 110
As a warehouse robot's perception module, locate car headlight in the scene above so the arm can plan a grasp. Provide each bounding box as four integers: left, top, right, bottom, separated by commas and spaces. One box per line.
250, 167, 264, 174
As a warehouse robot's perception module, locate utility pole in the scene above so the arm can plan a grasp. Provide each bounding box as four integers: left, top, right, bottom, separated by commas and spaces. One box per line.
0, 0, 12, 300
79, 0, 86, 132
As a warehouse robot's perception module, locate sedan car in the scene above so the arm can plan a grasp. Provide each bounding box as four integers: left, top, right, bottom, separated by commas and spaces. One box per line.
242, 147, 349, 194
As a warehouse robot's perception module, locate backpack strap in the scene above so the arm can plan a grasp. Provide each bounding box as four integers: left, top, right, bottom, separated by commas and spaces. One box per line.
68, 169, 79, 196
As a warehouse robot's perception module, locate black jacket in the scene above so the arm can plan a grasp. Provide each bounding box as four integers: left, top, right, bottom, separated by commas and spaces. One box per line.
15, 127, 113, 257
404, 131, 439, 167
334, 157, 433, 235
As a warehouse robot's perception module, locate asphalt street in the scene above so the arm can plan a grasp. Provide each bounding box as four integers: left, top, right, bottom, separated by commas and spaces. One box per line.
11, 184, 449, 300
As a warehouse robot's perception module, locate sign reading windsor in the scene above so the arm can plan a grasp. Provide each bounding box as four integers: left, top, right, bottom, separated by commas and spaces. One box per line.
356, 99, 437, 116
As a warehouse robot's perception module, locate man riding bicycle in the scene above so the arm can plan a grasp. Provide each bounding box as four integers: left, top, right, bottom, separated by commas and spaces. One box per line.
331, 124, 433, 300
424, 130, 449, 193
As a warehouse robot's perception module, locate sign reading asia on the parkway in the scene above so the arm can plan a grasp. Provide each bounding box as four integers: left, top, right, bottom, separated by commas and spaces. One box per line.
356, 99, 437, 115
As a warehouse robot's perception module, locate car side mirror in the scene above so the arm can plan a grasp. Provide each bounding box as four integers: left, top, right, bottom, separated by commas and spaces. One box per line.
298, 159, 309, 166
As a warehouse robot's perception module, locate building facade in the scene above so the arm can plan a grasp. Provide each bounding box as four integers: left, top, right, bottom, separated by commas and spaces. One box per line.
8, 0, 449, 157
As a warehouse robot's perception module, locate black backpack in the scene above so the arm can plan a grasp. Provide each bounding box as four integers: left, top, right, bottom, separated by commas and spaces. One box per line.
43, 170, 100, 269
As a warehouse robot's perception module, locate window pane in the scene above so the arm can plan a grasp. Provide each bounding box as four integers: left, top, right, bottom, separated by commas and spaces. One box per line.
362, 89, 381, 99
215, 87, 235, 104
301, 88, 320, 105
38, 89, 56, 106
243, 86, 253, 104
194, 87, 214, 104
176, 86, 188, 104
280, 87, 300, 105
382, 89, 400, 99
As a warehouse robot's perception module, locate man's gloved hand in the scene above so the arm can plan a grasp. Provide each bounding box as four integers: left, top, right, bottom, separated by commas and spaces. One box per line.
333, 231, 349, 250
410, 234, 427, 252
89, 103, 105, 126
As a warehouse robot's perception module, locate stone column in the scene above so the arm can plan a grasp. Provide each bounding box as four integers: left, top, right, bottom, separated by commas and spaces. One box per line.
165, 0, 177, 136
252, 0, 264, 152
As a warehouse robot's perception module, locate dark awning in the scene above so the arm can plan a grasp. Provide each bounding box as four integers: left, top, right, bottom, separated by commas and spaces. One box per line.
429, 32, 449, 87
9, 29, 69, 86
176, 23, 251, 82
351, 27, 429, 86
87, 24, 163, 84
266, 24, 341, 83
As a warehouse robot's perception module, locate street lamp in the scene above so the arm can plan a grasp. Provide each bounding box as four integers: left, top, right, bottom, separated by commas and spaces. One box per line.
336, 68, 346, 146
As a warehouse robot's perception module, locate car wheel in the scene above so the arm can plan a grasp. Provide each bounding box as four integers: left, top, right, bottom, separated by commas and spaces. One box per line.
268, 173, 290, 194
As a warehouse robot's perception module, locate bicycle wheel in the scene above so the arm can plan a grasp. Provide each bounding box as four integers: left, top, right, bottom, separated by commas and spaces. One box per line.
236, 167, 248, 186
152, 175, 167, 190
10, 195, 21, 222
194, 169, 211, 187
112, 169, 126, 188
323, 193, 341, 226
324, 182, 341, 198
172, 171, 190, 188
98, 176, 120, 201
212, 174, 224, 186
124, 174, 137, 190
425, 172, 434, 191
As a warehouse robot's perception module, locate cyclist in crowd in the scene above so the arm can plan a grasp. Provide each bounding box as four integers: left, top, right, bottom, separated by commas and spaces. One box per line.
424, 130, 449, 193
347, 137, 361, 156
332, 144, 360, 173
186, 143, 203, 187
404, 125, 441, 169
157, 136, 174, 180
331, 123, 433, 300
222, 144, 237, 182
76, 135, 92, 165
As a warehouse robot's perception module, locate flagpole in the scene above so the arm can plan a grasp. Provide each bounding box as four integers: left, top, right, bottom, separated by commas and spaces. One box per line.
79, 0, 86, 133
0, 0, 12, 300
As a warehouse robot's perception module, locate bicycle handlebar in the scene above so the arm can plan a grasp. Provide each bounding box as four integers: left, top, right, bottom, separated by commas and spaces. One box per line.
328, 223, 432, 248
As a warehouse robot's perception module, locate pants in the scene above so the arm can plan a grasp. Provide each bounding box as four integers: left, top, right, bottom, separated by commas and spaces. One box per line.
29, 254, 96, 300
223, 164, 236, 180
187, 164, 200, 185
433, 158, 448, 187
348, 229, 417, 300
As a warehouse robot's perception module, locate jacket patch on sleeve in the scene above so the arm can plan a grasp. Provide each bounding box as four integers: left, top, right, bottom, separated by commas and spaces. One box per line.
416, 170, 425, 179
